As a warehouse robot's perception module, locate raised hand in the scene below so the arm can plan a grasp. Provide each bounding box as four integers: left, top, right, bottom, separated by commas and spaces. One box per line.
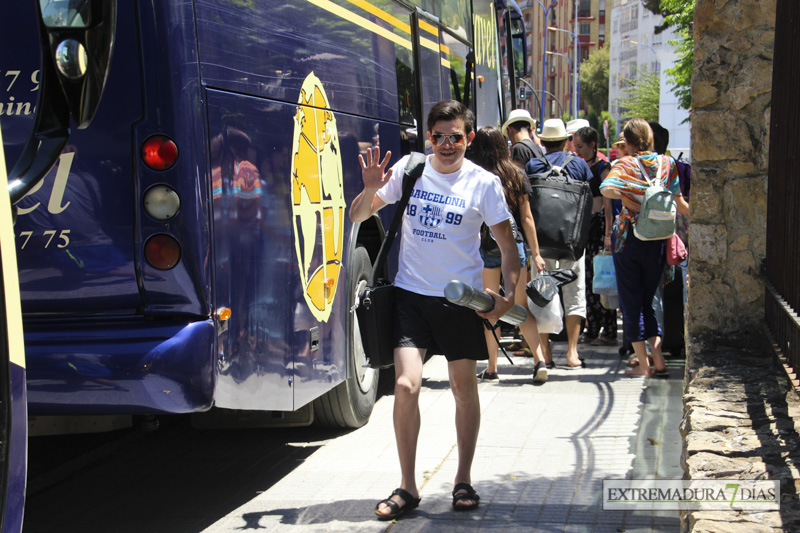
358, 146, 393, 191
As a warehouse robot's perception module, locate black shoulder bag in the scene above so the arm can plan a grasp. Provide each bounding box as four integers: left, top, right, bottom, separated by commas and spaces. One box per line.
527, 154, 593, 261
355, 152, 426, 369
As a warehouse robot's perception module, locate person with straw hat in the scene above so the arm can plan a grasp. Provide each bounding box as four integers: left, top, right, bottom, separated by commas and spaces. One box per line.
610, 131, 625, 162
501, 109, 544, 170
565, 118, 590, 153
525, 119, 592, 372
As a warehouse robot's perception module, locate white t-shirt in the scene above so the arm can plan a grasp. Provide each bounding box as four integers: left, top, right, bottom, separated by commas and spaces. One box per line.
377, 154, 510, 296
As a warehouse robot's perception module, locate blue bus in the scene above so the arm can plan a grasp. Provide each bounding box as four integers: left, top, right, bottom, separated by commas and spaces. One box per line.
2, 2, 119, 529
1, 0, 528, 448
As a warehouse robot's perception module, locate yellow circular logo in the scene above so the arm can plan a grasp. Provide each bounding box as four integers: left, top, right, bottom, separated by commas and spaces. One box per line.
290, 73, 345, 322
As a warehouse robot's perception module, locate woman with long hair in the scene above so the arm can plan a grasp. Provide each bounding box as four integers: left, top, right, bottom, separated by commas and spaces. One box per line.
600, 118, 689, 377
573, 126, 618, 346
469, 126, 549, 382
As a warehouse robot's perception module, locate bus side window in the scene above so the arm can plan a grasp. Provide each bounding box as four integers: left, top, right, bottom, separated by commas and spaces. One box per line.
441, 31, 473, 108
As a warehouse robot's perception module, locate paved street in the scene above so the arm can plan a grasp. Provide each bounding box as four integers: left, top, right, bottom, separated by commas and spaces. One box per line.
200, 339, 685, 532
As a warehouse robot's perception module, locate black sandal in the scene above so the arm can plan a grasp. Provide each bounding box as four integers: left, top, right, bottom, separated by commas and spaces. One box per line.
375, 488, 421, 521
452, 482, 480, 511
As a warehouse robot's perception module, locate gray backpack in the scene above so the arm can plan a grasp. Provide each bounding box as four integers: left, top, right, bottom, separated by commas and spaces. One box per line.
633, 155, 676, 241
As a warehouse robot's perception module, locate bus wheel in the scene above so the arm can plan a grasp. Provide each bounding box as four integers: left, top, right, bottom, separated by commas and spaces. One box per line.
313, 246, 379, 428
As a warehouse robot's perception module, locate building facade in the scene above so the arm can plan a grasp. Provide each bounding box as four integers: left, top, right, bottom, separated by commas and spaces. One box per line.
518, 0, 607, 123
608, 0, 691, 156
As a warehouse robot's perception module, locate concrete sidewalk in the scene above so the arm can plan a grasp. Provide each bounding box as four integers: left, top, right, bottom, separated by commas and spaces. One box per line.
202, 341, 685, 532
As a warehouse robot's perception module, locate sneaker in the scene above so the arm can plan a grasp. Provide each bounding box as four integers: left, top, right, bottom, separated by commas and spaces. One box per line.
477, 370, 499, 381
533, 362, 548, 383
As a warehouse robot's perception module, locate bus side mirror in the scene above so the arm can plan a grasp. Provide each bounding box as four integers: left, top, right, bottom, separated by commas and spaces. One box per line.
7, 0, 116, 205
39, 0, 117, 129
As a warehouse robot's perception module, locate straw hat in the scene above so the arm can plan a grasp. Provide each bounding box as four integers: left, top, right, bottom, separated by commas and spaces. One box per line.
538, 119, 569, 141
613, 132, 626, 147
501, 109, 536, 137
565, 118, 590, 135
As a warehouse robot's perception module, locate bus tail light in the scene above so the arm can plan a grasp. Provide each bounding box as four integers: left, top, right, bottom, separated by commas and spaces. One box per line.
141, 135, 178, 170
144, 234, 181, 269
143, 185, 181, 220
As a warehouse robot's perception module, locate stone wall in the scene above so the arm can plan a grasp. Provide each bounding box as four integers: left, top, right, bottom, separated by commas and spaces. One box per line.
687, 0, 776, 337
681, 2, 791, 531
681, 335, 800, 532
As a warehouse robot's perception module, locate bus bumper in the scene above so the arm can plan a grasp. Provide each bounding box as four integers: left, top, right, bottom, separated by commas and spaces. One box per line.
25, 319, 216, 415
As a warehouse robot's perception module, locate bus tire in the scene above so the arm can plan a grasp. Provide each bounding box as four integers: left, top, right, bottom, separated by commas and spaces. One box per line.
313, 246, 379, 428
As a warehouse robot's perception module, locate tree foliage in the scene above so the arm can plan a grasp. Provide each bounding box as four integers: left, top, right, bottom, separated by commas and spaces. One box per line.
617, 66, 660, 123
640, 0, 662, 14
641, 0, 695, 112
580, 45, 610, 115
660, 0, 694, 112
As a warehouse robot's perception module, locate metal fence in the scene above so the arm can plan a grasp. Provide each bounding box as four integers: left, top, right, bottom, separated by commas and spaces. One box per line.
765, 0, 800, 372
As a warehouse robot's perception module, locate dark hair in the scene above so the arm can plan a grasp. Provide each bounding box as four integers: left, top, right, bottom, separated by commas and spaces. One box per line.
541, 139, 565, 150
468, 126, 523, 212
427, 100, 475, 135
575, 127, 599, 150
648, 122, 670, 155
508, 120, 532, 133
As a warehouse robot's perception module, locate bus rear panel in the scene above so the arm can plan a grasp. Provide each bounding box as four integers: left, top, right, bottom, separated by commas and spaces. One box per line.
2, 0, 516, 419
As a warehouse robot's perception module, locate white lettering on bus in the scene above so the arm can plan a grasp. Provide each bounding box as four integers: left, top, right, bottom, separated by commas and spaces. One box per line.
473, 13, 497, 70
17, 229, 70, 250
17, 151, 73, 215
2, 69, 39, 92
1, 69, 39, 115
0, 96, 36, 116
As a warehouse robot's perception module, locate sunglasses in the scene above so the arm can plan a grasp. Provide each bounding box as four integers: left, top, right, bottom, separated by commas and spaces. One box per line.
430, 133, 466, 146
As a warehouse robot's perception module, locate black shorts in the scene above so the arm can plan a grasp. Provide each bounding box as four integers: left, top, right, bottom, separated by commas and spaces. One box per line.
394, 288, 489, 361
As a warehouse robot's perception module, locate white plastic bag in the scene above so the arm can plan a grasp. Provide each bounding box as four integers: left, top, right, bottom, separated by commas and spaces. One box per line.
528, 291, 563, 334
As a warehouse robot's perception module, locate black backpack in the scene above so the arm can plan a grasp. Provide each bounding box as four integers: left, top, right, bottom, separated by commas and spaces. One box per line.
527, 155, 593, 261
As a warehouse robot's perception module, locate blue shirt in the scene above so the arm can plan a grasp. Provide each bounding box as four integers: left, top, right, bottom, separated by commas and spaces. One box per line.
525, 151, 591, 182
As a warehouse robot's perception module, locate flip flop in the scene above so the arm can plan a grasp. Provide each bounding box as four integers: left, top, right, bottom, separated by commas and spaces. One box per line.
652, 368, 669, 378
628, 356, 654, 367
452, 483, 480, 511
591, 336, 617, 346
375, 488, 421, 521
563, 359, 586, 369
